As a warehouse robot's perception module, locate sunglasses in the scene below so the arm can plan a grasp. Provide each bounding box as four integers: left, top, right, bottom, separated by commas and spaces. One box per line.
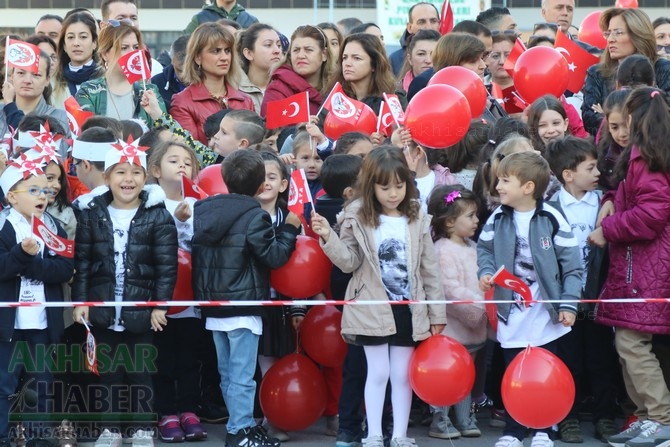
105, 18, 135, 27
533, 22, 559, 34
491, 29, 522, 38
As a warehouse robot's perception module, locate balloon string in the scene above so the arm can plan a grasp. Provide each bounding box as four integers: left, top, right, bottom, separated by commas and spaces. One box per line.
517, 345, 531, 379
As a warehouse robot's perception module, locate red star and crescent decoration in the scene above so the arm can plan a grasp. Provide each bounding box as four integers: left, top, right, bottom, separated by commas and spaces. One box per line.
110, 137, 149, 167
28, 124, 62, 165
9, 153, 46, 180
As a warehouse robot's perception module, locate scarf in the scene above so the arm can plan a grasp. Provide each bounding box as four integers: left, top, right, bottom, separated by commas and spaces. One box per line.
63, 62, 101, 96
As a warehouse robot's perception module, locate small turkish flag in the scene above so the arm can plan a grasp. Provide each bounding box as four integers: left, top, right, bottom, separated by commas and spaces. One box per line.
554, 31, 600, 94
32, 214, 75, 258
266, 92, 310, 129
320, 82, 345, 113
181, 174, 208, 200
117, 49, 151, 84
503, 38, 527, 77
64, 97, 94, 136
491, 266, 532, 307
287, 168, 313, 217
82, 318, 99, 375
5, 38, 40, 74
439, 0, 454, 35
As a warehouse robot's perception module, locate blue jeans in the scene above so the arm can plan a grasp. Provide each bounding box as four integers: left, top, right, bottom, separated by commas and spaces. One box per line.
211, 328, 259, 434
0, 329, 54, 439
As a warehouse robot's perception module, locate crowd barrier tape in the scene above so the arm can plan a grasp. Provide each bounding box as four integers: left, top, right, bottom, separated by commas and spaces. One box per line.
0, 298, 667, 307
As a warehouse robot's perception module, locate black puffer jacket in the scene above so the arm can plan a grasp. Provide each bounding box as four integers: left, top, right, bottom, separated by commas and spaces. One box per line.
192, 194, 299, 319
0, 210, 74, 343
582, 58, 670, 136
72, 185, 178, 333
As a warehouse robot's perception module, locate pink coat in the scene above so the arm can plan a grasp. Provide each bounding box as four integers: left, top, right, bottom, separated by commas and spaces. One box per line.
434, 238, 487, 346
596, 146, 670, 334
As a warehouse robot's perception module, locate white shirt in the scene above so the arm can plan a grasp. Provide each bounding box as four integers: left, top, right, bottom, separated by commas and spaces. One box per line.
8, 209, 47, 330
108, 205, 137, 332
558, 187, 599, 289
497, 209, 570, 348
414, 170, 436, 212
375, 215, 410, 301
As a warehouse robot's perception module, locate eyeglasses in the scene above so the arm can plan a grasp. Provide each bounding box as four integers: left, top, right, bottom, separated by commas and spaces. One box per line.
12, 187, 56, 197
106, 18, 135, 27
491, 29, 522, 38
47, 54, 57, 62
603, 29, 627, 40
533, 22, 559, 34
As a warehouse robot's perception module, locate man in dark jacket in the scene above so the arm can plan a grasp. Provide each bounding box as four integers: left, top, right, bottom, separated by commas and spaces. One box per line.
389, 2, 441, 76
151, 35, 189, 110
184, 0, 258, 34
191, 150, 300, 447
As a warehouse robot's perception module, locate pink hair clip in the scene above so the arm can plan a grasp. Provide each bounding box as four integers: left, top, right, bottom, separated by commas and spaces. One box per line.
651, 90, 660, 98
444, 190, 461, 205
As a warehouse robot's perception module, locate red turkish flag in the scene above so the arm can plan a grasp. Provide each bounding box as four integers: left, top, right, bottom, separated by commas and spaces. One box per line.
32, 214, 75, 258
181, 174, 208, 200
266, 92, 310, 129
117, 49, 151, 84
554, 31, 600, 94
320, 82, 345, 113
325, 89, 368, 126
439, 0, 454, 35
287, 168, 313, 216
83, 321, 99, 375
64, 97, 94, 136
5, 38, 40, 74
491, 266, 532, 307
492, 85, 526, 114
503, 38, 527, 77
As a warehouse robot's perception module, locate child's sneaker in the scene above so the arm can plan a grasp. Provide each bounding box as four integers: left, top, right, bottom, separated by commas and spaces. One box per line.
471, 394, 494, 414
131, 430, 153, 447
361, 435, 384, 447
490, 408, 507, 428
530, 432, 553, 447
179, 412, 207, 440
456, 417, 482, 438
428, 411, 461, 439
608, 419, 652, 447
95, 429, 122, 447
494, 435, 523, 447
225, 426, 279, 447
158, 416, 185, 443
389, 437, 417, 447
625, 421, 670, 447
262, 422, 289, 442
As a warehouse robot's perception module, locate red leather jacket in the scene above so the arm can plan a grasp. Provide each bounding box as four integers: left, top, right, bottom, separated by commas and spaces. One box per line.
596, 146, 670, 334
169, 82, 255, 145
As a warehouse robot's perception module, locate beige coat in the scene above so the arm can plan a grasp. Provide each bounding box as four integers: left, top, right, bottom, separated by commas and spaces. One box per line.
320, 199, 447, 343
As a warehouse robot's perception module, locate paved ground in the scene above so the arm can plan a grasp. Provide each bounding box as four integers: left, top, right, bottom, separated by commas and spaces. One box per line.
78, 414, 616, 447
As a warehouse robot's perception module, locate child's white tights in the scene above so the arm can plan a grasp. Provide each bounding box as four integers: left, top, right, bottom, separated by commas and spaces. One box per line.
363, 344, 415, 439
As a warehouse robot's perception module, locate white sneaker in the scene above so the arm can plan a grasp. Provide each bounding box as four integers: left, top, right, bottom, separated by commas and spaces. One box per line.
530, 432, 554, 447
131, 430, 154, 447
495, 435, 524, 447
95, 429, 122, 447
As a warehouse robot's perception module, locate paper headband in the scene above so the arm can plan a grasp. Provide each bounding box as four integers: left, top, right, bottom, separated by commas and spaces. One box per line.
104, 139, 148, 171
0, 153, 46, 194
71, 139, 118, 163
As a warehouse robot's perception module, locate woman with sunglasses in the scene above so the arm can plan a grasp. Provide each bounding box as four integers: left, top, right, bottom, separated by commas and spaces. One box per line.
51, 12, 103, 110
170, 22, 254, 146
582, 7, 670, 136
261, 25, 336, 117
75, 21, 166, 126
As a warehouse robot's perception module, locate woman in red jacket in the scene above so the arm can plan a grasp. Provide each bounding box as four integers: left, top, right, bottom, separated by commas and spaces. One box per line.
260, 25, 336, 117
170, 22, 255, 145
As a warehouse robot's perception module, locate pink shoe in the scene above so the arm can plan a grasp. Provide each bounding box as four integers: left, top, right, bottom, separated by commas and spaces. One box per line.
180, 412, 207, 441
158, 416, 185, 443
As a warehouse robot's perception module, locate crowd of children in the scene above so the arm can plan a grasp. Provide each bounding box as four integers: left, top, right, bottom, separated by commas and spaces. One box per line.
2, 5, 670, 447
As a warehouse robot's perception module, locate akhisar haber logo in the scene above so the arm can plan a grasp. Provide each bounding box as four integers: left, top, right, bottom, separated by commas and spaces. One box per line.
37, 223, 67, 252
331, 93, 356, 119
7, 43, 37, 66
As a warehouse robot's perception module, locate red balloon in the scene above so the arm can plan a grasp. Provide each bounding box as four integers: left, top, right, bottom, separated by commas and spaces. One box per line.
260, 353, 327, 431
615, 0, 638, 8
513, 46, 569, 104
404, 84, 471, 148
428, 66, 488, 118
168, 248, 191, 315
195, 164, 228, 196
300, 306, 347, 367
409, 335, 475, 406
578, 11, 607, 50
502, 346, 575, 429
323, 104, 377, 140
270, 235, 332, 298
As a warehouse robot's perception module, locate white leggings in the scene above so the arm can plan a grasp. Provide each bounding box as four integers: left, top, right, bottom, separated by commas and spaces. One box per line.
363, 344, 415, 439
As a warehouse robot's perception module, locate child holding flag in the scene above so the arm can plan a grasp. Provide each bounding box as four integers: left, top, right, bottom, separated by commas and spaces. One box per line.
0, 154, 74, 445
477, 151, 582, 447
75, 22, 166, 126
